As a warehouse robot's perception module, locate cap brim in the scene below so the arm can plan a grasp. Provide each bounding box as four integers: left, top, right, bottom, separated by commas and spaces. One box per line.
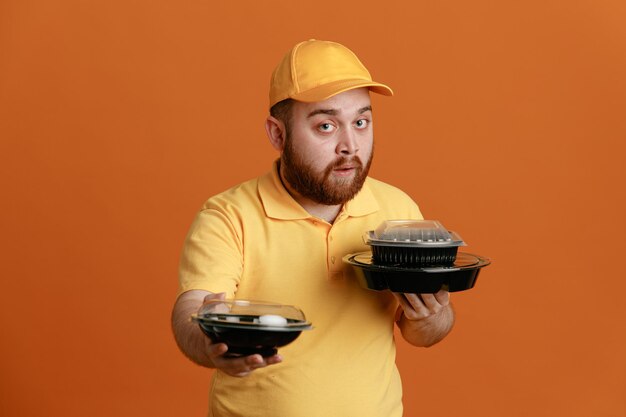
290, 79, 393, 103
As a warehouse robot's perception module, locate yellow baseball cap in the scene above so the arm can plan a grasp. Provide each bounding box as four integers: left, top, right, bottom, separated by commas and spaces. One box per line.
269, 39, 393, 108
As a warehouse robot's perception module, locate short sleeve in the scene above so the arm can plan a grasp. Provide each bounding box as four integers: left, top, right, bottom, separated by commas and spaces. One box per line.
177, 207, 243, 298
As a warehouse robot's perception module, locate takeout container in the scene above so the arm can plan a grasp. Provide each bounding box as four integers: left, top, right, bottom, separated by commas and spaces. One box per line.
192, 299, 312, 357
345, 220, 491, 293
365, 220, 465, 267
343, 251, 490, 293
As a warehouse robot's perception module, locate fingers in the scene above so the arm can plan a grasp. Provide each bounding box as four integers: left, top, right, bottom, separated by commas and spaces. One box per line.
433, 289, 450, 306
206, 341, 229, 358
394, 290, 450, 321
400, 293, 432, 320
207, 343, 283, 377
203, 292, 226, 303
201, 292, 229, 313
219, 354, 283, 378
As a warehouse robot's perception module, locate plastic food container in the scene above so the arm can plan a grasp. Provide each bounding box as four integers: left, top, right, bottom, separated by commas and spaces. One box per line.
365, 220, 466, 267
345, 219, 491, 293
191, 299, 312, 357
343, 251, 490, 293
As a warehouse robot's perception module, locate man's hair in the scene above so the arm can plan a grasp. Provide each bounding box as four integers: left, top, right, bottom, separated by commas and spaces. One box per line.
270, 99, 294, 132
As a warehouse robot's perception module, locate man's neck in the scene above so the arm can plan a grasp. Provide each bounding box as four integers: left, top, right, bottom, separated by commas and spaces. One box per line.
300, 202, 343, 224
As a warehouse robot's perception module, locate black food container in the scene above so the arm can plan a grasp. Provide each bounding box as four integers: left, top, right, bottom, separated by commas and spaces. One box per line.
365, 220, 466, 267
345, 220, 491, 293
192, 299, 312, 357
344, 251, 490, 293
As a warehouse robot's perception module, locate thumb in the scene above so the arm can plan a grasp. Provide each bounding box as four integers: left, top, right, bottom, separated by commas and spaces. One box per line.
203, 292, 227, 303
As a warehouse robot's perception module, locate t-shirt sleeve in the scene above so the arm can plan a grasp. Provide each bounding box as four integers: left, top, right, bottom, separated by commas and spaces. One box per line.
410, 200, 423, 220
177, 207, 243, 298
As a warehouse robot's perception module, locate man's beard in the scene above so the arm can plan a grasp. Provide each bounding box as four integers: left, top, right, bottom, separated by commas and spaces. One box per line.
281, 137, 373, 206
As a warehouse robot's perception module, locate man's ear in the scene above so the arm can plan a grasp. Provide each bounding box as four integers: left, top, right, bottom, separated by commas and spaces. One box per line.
265, 116, 287, 151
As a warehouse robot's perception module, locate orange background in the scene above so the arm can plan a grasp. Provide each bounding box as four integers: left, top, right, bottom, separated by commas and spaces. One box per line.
1, 1, 625, 416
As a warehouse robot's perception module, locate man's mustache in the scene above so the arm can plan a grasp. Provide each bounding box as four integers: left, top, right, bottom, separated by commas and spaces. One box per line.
329, 156, 363, 170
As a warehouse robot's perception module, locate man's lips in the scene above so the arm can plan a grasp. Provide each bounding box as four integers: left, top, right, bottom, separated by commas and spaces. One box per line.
332, 164, 359, 177
327, 158, 362, 176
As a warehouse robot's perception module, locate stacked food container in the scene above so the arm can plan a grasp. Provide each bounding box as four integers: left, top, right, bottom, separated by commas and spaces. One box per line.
343, 220, 490, 293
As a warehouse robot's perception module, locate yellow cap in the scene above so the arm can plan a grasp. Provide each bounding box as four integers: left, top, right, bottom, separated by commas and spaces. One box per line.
269, 39, 393, 108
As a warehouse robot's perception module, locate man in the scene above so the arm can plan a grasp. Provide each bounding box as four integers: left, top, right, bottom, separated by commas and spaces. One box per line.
172, 39, 454, 417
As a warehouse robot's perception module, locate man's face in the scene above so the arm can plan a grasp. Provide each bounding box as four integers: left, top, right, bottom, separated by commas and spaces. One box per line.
280, 88, 374, 206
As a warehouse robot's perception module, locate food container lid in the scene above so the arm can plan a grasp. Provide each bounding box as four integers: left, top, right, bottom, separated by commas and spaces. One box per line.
192, 299, 311, 329
365, 220, 466, 248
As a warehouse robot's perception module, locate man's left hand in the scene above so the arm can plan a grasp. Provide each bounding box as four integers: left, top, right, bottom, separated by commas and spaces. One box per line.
393, 290, 450, 321
393, 290, 454, 347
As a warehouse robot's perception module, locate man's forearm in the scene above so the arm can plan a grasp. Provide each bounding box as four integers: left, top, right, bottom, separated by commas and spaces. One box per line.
171, 290, 216, 368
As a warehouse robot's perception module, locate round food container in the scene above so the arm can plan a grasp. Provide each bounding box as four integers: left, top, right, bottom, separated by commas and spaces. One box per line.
192, 299, 312, 357
343, 251, 490, 293
365, 220, 466, 267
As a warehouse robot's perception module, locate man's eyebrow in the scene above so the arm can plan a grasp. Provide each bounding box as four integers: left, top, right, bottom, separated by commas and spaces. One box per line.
306, 105, 372, 118
307, 109, 338, 118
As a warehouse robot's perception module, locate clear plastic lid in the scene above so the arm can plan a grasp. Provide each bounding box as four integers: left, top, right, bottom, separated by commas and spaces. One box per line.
365, 220, 466, 247
192, 299, 310, 328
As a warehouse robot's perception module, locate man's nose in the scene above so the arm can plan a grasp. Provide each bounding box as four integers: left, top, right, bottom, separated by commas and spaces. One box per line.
337, 128, 358, 155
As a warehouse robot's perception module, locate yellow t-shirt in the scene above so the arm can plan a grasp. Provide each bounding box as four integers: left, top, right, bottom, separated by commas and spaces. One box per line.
179, 162, 422, 417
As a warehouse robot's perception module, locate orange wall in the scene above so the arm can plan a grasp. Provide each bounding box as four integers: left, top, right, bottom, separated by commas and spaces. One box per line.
1, 1, 625, 416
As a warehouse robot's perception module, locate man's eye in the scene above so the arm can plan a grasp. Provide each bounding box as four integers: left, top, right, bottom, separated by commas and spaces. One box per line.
355, 119, 368, 128
319, 123, 334, 132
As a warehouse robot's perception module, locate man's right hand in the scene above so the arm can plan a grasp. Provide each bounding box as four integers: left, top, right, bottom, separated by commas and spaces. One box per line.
171, 290, 283, 377
207, 342, 283, 377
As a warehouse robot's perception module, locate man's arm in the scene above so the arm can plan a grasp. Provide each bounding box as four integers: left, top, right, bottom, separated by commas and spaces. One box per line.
171, 289, 282, 377
393, 291, 455, 347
